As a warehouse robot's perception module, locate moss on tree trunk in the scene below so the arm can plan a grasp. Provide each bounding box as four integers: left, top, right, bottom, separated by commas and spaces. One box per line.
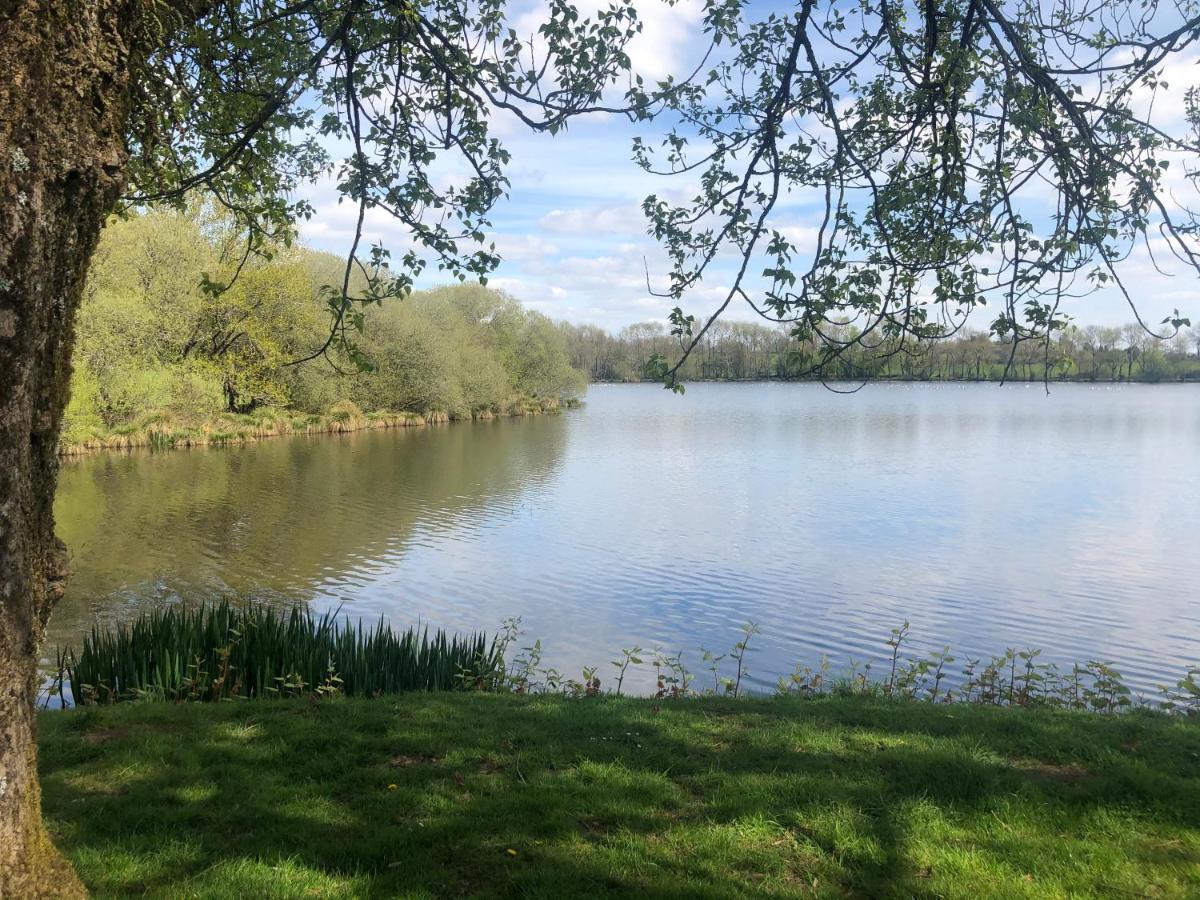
0, 1, 164, 893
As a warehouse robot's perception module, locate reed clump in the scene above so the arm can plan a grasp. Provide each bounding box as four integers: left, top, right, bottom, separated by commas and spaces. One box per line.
55, 609, 1195, 718
54, 601, 501, 706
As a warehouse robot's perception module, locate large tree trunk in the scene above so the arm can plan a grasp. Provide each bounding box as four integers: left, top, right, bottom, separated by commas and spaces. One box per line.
1, 3, 151, 895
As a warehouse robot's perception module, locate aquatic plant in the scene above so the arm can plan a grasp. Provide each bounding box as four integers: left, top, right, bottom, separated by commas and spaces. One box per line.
474, 619, 1197, 718
610, 645, 644, 697
1160, 666, 1200, 715
46, 608, 1199, 719
57, 601, 501, 706
325, 400, 364, 425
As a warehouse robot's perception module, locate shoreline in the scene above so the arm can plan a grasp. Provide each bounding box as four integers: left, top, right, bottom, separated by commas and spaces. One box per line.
591, 375, 1200, 385
59, 396, 578, 458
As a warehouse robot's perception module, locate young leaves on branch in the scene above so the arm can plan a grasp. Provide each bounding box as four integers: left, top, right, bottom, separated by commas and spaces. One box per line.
640, 0, 1200, 388
125, 0, 670, 367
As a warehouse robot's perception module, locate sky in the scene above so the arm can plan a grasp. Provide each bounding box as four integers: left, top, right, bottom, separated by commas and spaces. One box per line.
294, 0, 1200, 334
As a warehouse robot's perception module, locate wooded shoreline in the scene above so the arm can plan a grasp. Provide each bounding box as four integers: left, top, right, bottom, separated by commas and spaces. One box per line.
59, 396, 575, 457
588, 372, 1200, 386
562, 319, 1200, 384
60, 373, 1199, 457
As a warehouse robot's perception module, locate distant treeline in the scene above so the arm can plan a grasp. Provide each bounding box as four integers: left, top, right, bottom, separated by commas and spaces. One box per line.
68, 206, 1198, 452
559, 319, 1200, 384
64, 207, 584, 447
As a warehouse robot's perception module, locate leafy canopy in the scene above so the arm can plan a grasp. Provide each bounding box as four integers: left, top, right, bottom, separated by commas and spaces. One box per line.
66, 207, 586, 444
125, 0, 662, 364
637, 0, 1200, 386
121, 0, 1200, 386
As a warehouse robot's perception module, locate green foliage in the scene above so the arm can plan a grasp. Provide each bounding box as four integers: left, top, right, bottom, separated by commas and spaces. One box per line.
62, 209, 586, 446
324, 400, 363, 424
104, 0, 1200, 397
488, 302, 587, 399
69, 206, 313, 426
1161, 667, 1200, 716
55, 606, 1200, 717
58, 600, 501, 705
638, 0, 1200, 386
337, 286, 585, 417
60, 363, 105, 446
356, 617, 1195, 720
561, 319, 1200, 384
350, 306, 468, 416
121, 0, 653, 364
610, 644, 644, 697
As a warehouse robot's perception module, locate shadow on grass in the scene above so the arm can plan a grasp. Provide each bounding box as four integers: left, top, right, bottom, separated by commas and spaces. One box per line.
39, 695, 1200, 898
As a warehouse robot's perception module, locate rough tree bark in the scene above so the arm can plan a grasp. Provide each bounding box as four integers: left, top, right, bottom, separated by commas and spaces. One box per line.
0, 2, 168, 895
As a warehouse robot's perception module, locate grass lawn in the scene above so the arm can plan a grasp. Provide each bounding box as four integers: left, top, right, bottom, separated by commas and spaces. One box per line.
38, 695, 1200, 898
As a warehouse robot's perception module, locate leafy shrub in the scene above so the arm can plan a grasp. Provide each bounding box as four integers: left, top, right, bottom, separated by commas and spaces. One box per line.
326, 399, 363, 423
61, 363, 106, 445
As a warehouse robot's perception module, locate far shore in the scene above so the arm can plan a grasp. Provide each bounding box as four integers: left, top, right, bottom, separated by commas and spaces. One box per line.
60, 396, 578, 458
589, 374, 1200, 385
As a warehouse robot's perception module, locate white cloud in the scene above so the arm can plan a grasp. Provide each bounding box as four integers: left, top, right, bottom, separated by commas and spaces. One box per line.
491, 233, 560, 261
513, 0, 705, 86
1126, 51, 1200, 129
539, 204, 647, 236
291, 8, 1200, 334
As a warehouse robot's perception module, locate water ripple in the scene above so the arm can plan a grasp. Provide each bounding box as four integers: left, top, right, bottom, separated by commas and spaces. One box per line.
50, 383, 1200, 697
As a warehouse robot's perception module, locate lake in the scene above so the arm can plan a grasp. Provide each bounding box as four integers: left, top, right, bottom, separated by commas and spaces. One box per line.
49, 382, 1200, 696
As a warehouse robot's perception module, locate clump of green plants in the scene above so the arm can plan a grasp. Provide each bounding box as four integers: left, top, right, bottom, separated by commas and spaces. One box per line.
146, 429, 175, 451
46, 609, 1199, 719
325, 400, 364, 424
54, 601, 502, 706
609, 644, 644, 696
1160, 666, 1200, 714
652, 647, 694, 698
466, 619, 1196, 717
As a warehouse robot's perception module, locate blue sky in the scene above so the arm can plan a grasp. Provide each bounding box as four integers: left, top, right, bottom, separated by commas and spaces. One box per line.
295, 0, 1200, 333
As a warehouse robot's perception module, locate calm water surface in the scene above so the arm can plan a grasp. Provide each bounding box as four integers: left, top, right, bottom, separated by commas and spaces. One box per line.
50, 383, 1200, 695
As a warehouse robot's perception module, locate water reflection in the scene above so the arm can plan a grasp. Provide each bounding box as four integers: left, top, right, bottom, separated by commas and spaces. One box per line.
51, 383, 1200, 696
53, 416, 570, 642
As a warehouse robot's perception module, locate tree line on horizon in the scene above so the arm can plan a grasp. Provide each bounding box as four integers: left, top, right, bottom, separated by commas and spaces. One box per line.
69, 207, 1200, 448
559, 318, 1200, 385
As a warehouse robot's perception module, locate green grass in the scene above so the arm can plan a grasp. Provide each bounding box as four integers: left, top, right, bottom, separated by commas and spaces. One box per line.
39, 695, 1200, 898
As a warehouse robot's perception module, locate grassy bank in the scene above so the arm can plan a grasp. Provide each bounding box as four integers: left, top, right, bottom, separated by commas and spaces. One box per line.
39, 694, 1200, 898
59, 396, 572, 456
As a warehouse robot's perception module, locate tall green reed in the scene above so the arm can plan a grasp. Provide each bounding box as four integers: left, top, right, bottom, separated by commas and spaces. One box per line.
50, 607, 1200, 718
58, 600, 501, 705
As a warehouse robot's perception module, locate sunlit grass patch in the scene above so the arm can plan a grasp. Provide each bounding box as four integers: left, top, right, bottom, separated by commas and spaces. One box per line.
40, 694, 1200, 898
176, 855, 369, 899
68, 840, 208, 898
